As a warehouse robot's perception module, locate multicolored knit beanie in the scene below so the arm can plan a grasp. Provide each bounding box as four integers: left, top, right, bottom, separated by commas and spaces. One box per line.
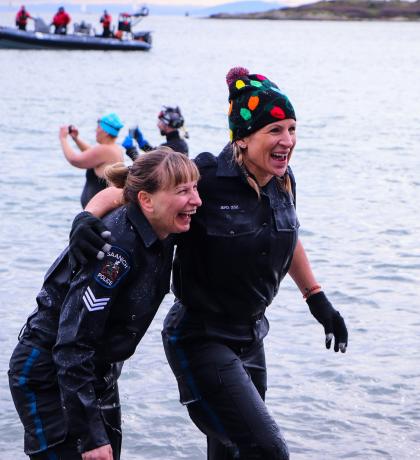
226, 67, 296, 142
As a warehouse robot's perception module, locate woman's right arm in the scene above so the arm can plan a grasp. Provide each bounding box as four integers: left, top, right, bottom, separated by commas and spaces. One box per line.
85, 187, 123, 218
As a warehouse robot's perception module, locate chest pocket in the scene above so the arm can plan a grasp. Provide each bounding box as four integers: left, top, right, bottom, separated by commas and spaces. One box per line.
273, 200, 300, 232
206, 207, 258, 237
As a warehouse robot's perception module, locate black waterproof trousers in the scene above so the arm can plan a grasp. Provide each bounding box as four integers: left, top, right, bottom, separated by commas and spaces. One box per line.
8, 339, 122, 459
162, 302, 289, 460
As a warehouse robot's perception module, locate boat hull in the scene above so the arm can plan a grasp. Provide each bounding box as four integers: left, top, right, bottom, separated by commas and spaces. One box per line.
0, 27, 152, 51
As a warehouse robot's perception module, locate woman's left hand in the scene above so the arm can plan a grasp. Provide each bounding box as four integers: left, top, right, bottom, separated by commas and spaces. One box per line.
306, 291, 348, 353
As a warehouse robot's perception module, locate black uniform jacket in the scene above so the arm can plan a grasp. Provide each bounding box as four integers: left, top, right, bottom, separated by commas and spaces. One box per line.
22, 203, 174, 452
172, 144, 300, 321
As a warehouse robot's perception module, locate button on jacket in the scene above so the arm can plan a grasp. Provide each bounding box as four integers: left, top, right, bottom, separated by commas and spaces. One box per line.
172, 144, 299, 320
19, 202, 174, 453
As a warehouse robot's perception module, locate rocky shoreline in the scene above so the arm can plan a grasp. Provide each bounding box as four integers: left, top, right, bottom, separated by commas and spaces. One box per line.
209, 0, 420, 21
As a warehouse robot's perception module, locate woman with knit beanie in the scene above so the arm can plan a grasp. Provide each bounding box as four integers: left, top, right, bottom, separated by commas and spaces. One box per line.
67, 67, 348, 459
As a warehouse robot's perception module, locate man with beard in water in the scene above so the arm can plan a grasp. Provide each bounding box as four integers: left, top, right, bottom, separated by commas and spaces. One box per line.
122, 105, 189, 159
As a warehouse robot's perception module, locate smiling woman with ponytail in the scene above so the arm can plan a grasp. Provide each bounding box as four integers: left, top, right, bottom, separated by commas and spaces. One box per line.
8, 148, 201, 460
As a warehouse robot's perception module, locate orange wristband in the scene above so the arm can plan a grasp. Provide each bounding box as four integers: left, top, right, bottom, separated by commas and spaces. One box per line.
303, 284, 321, 299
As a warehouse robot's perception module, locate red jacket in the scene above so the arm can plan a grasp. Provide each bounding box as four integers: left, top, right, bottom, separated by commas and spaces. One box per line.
52, 11, 71, 27
16, 8, 31, 26
100, 13, 112, 28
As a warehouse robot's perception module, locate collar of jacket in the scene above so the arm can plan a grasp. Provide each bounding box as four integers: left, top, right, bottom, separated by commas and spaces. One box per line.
216, 143, 242, 178
215, 143, 290, 196
216, 143, 262, 191
126, 202, 159, 248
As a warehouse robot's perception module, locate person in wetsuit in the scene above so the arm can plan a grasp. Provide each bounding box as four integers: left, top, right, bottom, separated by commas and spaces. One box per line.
66, 66, 349, 459
8, 149, 201, 460
122, 105, 189, 160
59, 113, 124, 209
15, 5, 32, 31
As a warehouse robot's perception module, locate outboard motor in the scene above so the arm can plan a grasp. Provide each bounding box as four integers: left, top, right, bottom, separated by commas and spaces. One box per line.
133, 31, 152, 44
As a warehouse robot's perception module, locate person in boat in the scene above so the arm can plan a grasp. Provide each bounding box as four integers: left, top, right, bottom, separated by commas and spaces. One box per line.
15, 5, 32, 31
51, 6, 71, 34
65, 66, 349, 459
122, 106, 189, 160
59, 113, 124, 209
8, 149, 202, 460
100, 9, 112, 37
117, 12, 131, 32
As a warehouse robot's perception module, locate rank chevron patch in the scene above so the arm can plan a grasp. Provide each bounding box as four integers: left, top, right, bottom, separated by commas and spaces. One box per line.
83, 286, 111, 312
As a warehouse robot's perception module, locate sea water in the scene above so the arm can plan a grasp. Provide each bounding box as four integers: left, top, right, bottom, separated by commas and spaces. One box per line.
0, 13, 419, 459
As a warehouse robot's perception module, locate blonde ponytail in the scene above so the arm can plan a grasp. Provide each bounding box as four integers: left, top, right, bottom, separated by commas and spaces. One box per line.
232, 143, 261, 198
104, 162, 129, 189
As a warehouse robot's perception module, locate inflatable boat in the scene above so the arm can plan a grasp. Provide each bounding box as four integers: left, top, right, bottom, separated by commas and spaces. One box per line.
0, 14, 152, 51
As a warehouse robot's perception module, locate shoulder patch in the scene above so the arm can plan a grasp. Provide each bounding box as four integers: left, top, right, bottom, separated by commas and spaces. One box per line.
94, 245, 131, 289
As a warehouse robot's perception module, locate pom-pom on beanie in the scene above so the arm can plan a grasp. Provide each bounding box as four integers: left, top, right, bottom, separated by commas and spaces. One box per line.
226, 67, 296, 142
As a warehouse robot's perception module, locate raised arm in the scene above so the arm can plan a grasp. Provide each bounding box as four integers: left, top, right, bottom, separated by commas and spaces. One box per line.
59, 126, 111, 169
288, 238, 348, 353
69, 125, 91, 151
85, 186, 124, 217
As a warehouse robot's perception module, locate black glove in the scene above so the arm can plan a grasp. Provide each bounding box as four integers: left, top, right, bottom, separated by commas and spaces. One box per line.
306, 291, 348, 353
68, 211, 112, 269
125, 146, 139, 161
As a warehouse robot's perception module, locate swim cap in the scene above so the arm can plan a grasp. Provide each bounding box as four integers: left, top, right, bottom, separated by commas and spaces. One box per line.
158, 106, 184, 129
226, 67, 295, 142
98, 112, 124, 137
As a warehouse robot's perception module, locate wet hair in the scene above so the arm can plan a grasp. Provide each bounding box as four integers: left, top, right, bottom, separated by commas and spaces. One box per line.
104, 147, 200, 204
232, 142, 292, 197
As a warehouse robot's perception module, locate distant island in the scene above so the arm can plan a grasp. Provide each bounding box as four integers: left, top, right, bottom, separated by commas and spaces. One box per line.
209, 0, 420, 21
